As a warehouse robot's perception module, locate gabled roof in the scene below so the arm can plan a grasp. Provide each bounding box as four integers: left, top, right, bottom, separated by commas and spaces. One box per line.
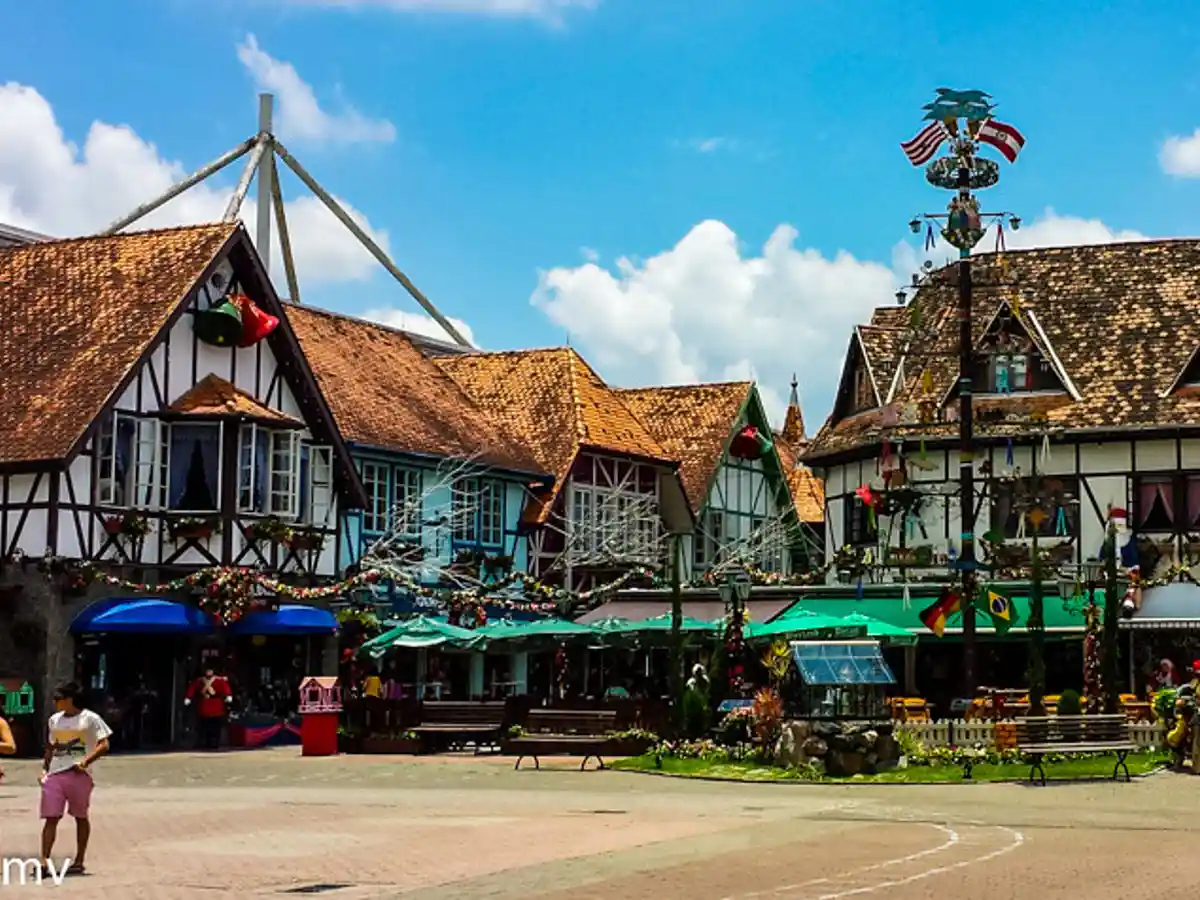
856, 325, 907, 405
615, 381, 751, 513
0, 222, 238, 465
168, 374, 300, 424
434, 348, 674, 521
286, 305, 547, 477
807, 239, 1200, 461
775, 439, 825, 524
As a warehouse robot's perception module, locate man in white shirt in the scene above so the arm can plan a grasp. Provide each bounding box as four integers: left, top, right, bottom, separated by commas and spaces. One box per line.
40, 682, 112, 875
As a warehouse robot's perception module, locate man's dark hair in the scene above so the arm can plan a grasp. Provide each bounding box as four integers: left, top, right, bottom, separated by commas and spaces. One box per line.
53, 682, 86, 708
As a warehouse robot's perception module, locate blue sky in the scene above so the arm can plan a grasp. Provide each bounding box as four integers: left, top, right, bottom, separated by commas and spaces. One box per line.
3, 0, 1200, 424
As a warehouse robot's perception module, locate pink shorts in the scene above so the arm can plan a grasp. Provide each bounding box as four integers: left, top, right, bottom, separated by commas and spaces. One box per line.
40, 769, 93, 819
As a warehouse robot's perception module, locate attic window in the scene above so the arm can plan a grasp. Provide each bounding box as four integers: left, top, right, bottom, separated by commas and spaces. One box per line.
974, 320, 1062, 394
852, 366, 874, 411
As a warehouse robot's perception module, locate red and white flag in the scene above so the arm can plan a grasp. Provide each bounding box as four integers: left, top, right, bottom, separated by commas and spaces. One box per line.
977, 118, 1025, 163
900, 121, 948, 166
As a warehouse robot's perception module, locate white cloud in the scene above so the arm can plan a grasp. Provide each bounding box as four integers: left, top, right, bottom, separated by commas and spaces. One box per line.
362, 306, 477, 346
275, 0, 598, 23
533, 210, 1150, 428
236, 35, 395, 145
1161, 128, 1200, 177
0, 80, 388, 286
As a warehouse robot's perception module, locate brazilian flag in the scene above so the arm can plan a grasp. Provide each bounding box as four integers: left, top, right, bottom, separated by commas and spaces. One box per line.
979, 589, 1017, 635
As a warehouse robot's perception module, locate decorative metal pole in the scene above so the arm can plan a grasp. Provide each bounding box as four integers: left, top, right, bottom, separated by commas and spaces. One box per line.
901, 89, 1024, 697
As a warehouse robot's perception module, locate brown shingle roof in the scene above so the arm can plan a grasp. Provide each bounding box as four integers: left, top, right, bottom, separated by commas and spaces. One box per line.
615, 382, 750, 513
808, 239, 1200, 461
0, 223, 237, 464
169, 374, 299, 424
285, 305, 545, 475
857, 325, 907, 404
434, 348, 673, 521
775, 439, 825, 523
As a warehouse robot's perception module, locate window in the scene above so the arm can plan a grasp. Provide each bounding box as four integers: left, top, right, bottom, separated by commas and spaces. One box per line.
238, 424, 269, 513
570, 487, 595, 555
167, 423, 221, 511
453, 478, 504, 546
1132, 474, 1200, 534
131, 418, 168, 509
96, 413, 135, 507
306, 445, 334, 526
991, 476, 1079, 538
361, 462, 389, 533
269, 431, 301, 518
844, 495, 878, 547
392, 468, 422, 536
852, 365, 874, 412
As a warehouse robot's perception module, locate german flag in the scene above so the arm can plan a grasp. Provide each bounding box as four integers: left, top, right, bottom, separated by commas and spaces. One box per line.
919, 589, 961, 638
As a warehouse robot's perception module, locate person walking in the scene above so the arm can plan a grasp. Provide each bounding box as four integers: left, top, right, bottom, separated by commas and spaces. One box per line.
0, 712, 16, 783
185, 666, 232, 750
40, 681, 112, 875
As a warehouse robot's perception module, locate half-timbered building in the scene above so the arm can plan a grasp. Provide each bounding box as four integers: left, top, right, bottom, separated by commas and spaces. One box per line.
435, 348, 693, 592
616, 381, 820, 581
287, 305, 551, 587
0, 223, 364, 732
803, 239, 1200, 699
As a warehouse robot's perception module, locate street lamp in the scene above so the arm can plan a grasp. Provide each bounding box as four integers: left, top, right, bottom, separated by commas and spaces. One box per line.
900, 89, 1025, 696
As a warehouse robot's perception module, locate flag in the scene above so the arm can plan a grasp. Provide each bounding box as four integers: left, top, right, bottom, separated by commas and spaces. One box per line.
919, 589, 961, 638
977, 118, 1025, 163
901, 121, 949, 166
982, 590, 1015, 635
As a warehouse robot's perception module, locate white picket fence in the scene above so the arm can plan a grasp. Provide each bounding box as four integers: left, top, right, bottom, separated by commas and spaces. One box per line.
900, 719, 1165, 750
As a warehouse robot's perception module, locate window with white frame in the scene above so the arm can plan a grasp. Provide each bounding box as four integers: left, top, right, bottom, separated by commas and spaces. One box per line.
570, 484, 659, 562
392, 467, 423, 535
168, 422, 222, 511
131, 418, 168, 509
238, 424, 269, 513
96, 412, 135, 507
570, 486, 596, 555
306, 445, 334, 526
269, 430, 301, 518
361, 462, 389, 533
694, 510, 723, 569
453, 477, 504, 547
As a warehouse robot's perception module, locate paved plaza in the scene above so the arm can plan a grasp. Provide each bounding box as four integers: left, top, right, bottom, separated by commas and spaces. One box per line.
0, 749, 1198, 898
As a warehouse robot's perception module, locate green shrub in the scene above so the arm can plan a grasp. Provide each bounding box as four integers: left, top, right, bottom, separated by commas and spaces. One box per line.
1057, 689, 1082, 716
682, 687, 711, 738
1154, 688, 1178, 722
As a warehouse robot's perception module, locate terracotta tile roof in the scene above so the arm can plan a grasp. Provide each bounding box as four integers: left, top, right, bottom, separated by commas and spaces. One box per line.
775, 439, 825, 523
870, 306, 909, 329
168, 374, 299, 424
0, 223, 238, 465
285, 305, 546, 476
807, 239, 1200, 461
779, 378, 807, 450
615, 382, 751, 513
434, 348, 674, 521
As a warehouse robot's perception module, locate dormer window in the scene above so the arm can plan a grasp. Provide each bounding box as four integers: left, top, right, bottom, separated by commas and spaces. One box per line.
853, 365, 874, 411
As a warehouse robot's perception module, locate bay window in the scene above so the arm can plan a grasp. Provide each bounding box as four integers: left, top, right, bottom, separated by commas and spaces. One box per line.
168, 423, 221, 511
238, 424, 269, 513
96, 413, 135, 507
131, 418, 168, 509
268, 430, 301, 518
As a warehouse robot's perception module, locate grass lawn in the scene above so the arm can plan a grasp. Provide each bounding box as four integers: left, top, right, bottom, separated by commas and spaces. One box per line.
610, 752, 1169, 784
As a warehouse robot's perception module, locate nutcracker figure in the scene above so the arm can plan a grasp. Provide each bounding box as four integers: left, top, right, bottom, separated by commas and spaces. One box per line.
185, 666, 232, 750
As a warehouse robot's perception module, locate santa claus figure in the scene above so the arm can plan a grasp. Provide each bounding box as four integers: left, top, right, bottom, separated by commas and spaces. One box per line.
185, 665, 232, 750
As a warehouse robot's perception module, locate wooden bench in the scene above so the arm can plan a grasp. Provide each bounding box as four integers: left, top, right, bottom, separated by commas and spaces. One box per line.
410, 701, 506, 754
1015, 714, 1137, 785
504, 709, 618, 771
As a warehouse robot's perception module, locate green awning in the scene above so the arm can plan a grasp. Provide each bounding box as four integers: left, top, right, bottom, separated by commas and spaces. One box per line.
746, 613, 867, 642
476, 617, 598, 646
614, 613, 720, 634
359, 615, 485, 657
781, 591, 1091, 641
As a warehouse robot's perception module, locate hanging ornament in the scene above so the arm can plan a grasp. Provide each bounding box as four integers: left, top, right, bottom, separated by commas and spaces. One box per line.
192, 298, 243, 347
922, 369, 933, 394
1005, 438, 1014, 469
1040, 433, 1052, 466
235, 293, 280, 347
995, 220, 1007, 253
925, 223, 936, 252
902, 582, 912, 610
729, 425, 772, 460
856, 577, 865, 600
1055, 506, 1068, 537
1026, 507, 1048, 531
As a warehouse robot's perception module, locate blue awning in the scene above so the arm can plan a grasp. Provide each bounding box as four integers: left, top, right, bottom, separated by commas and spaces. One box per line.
229, 604, 337, 636
791, 641, 897, 686
71, 597, 214, 635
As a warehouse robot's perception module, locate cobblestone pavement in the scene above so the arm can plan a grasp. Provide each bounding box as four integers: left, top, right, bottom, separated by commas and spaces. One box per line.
1, 750, 1198, 899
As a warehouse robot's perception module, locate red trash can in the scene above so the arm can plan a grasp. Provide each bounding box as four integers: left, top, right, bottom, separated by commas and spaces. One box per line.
297, 676, 342, 757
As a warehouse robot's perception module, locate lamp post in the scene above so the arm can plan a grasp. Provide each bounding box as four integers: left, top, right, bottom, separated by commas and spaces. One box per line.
719, 569, 752, 696
900, 89, 1024, 697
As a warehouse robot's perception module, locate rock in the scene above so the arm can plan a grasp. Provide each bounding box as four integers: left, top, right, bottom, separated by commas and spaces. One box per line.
827, 749, 865, 777
802, 736, 828, 758
874, 734, 899, 769
774, 721, 813, 768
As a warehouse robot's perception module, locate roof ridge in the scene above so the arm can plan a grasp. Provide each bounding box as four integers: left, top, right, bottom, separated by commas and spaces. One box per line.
0, 221, 236, 254
564, 348, 589, 445
613, 380, 754, 394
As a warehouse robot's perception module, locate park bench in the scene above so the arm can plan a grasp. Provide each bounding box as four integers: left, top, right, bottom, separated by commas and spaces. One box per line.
504, 709, 618, 771
410, 701, 506, 754
1014, 714, 1137, 785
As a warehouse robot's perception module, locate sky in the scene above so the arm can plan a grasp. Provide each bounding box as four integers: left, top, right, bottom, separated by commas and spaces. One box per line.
3, 0, 1200, 428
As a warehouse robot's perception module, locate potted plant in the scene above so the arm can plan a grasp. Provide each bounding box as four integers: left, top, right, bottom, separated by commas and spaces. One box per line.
604, 727, 658, 756
284, 528, 324, 552
102, 516, 124, 536
245, 516, 292, 545
168, 516, 220, 542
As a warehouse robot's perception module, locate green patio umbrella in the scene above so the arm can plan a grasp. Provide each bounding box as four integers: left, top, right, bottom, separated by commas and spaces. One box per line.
477, 617, 599, 647
836, 612, 918, 647
746, 612, 867, 642
359, 615, 485, 657
621, 613, 720, 634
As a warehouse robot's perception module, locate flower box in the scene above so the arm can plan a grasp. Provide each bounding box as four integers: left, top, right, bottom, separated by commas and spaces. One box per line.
285, 531, 324, 552
102, 517, 124, 536
359, 736, 420, 755
169, 520, 218, 542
